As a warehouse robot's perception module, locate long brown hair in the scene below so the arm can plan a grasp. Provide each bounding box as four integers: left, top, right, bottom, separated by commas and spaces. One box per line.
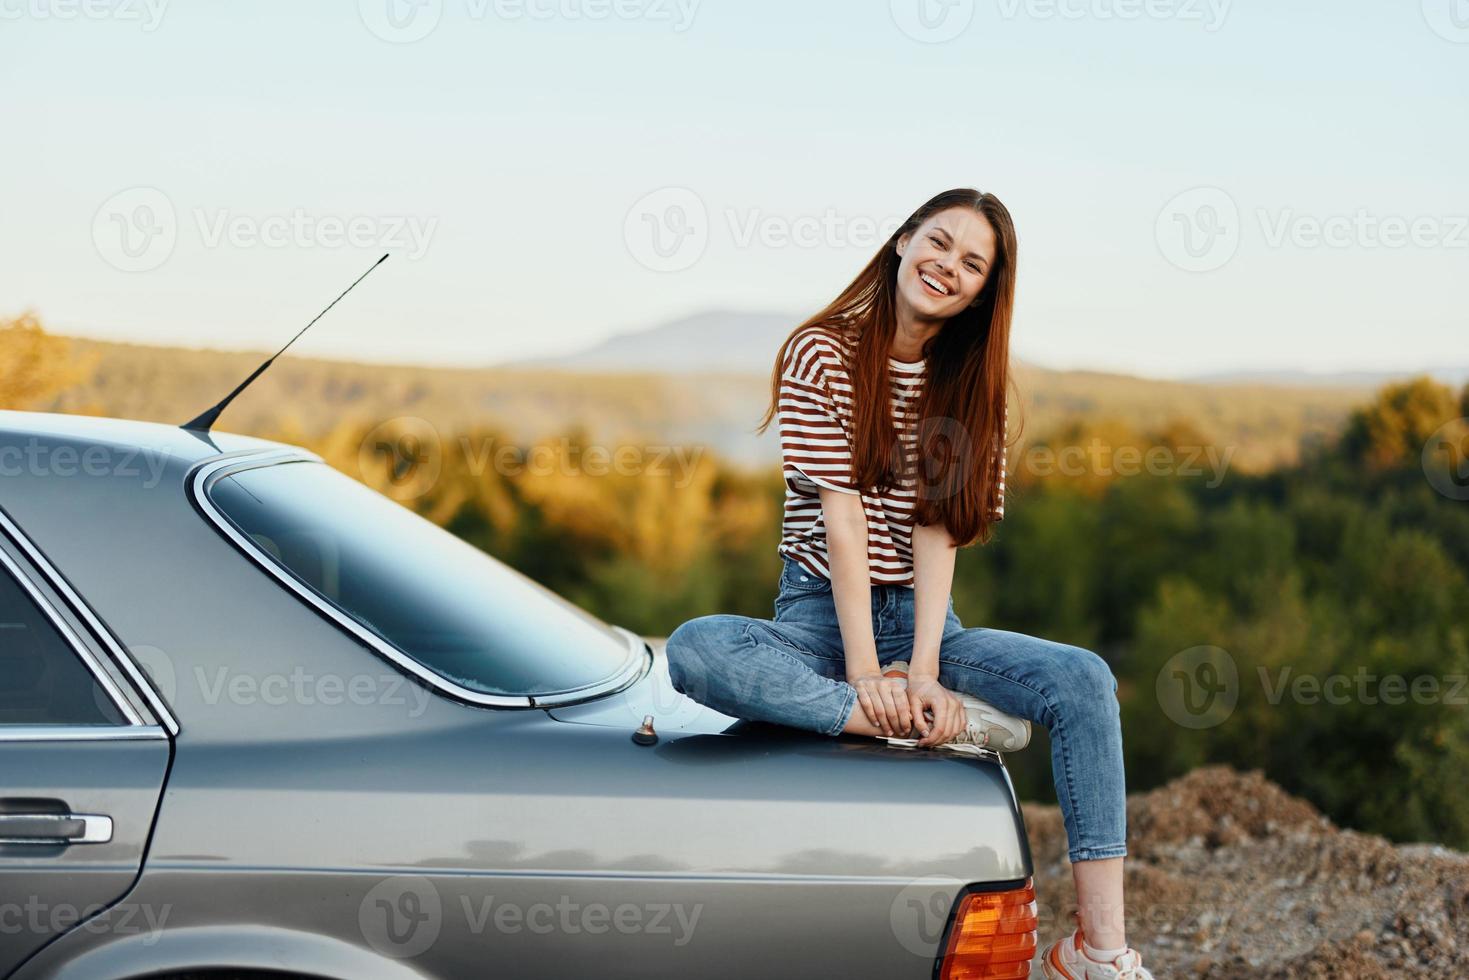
757, 187, 1020, 547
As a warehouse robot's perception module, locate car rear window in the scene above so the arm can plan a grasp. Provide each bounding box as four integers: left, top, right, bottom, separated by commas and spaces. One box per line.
204, 459, 634, 699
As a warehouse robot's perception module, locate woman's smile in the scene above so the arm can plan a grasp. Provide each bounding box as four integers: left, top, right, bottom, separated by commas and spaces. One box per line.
918, 267, 954, 297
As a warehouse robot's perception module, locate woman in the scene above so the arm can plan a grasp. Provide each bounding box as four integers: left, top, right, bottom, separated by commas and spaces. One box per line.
664, 188, 1150, 979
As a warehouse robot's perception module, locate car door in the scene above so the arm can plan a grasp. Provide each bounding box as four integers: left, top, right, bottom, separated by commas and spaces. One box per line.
0, 525, 170, 976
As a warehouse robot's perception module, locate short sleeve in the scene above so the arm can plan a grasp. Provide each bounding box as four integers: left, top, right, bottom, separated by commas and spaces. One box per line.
778, 334, 860, 495
988, 403, 1008, 522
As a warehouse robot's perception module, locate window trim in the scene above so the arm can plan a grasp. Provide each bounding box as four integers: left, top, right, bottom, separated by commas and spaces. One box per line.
0, 537, 146, 731
188, 450, 649, 710
0, 725, 167, 742
0, 506, 180, 736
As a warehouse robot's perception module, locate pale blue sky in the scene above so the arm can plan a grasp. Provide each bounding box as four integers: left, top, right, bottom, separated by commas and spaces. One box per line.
2, 0, 1464, 377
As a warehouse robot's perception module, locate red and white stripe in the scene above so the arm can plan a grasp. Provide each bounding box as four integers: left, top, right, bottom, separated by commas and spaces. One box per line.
777, 325, 1006, 588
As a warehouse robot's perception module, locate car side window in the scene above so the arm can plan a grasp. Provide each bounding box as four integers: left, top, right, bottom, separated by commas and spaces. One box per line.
0, 562, 126, 726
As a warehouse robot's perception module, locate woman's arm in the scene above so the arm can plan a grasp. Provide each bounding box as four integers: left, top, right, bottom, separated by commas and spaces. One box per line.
907, 521, 967, 746
910, 521, 956, 676
820, 486, 912, 736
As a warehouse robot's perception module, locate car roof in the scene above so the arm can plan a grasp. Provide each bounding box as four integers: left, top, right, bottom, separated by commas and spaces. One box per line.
0, 410, 289, 463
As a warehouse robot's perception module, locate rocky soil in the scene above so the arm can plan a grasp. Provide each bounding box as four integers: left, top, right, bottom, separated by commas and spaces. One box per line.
1022, 767, 1469, 978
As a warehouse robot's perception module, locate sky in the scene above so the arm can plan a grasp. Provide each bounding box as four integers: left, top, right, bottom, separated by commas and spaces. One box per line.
2, 0, 1465, 379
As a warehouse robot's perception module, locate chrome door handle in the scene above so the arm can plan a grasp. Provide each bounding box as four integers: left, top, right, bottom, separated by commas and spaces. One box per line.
0, 812, 113, 844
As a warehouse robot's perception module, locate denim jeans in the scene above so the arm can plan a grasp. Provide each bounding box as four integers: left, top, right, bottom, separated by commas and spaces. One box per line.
665, 554, 1128, 863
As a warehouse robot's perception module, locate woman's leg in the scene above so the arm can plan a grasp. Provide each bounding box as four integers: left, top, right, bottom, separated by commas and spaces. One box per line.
934, 626, 1128, 949
665, 613, 862, 736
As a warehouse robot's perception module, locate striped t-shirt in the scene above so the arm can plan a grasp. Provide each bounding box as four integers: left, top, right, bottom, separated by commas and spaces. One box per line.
776, 324, 1007, 588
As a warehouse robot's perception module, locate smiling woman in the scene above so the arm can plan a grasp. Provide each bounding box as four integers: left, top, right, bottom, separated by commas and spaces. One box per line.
665, 188, 1156, 980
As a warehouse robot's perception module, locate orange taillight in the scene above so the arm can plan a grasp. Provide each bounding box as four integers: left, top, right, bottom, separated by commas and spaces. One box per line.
937, 879, 1039, 980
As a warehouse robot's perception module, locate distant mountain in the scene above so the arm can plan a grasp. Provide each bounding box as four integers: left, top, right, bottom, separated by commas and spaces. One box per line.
506, 310, 800, 374
511, 310, 1466, 393
1185, 367, 1469, 388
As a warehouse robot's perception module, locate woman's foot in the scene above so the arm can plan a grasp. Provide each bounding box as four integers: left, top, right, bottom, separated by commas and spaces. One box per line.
879, 661, 1032, 752
1040, 930, 1154, 979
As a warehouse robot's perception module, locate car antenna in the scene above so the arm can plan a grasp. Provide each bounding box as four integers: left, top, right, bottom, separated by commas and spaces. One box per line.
181, 253, 390, 432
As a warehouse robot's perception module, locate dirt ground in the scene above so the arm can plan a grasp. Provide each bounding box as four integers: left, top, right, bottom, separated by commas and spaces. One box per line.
1022, 767, 1469, 978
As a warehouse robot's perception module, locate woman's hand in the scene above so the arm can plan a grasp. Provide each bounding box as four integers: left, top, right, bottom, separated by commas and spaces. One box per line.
848, 672, 913, 736
906, 675, 968, 748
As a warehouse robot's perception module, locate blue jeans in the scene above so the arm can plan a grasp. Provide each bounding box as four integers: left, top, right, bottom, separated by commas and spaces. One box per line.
665, 554, 1128, 863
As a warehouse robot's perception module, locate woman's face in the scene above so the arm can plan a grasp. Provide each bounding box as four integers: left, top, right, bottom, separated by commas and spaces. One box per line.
895, 206, 997, 318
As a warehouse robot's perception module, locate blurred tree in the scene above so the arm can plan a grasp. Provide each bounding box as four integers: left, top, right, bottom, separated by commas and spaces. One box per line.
1339, 376, 1458, 471
0, 311, 96, 409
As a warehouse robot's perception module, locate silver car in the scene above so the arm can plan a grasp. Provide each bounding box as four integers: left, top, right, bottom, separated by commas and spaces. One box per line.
0, 410, 1038, 980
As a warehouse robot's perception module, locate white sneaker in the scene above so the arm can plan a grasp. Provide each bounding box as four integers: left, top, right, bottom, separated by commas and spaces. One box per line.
879, 661, 1032, 753
1041, 930, 1155, 979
